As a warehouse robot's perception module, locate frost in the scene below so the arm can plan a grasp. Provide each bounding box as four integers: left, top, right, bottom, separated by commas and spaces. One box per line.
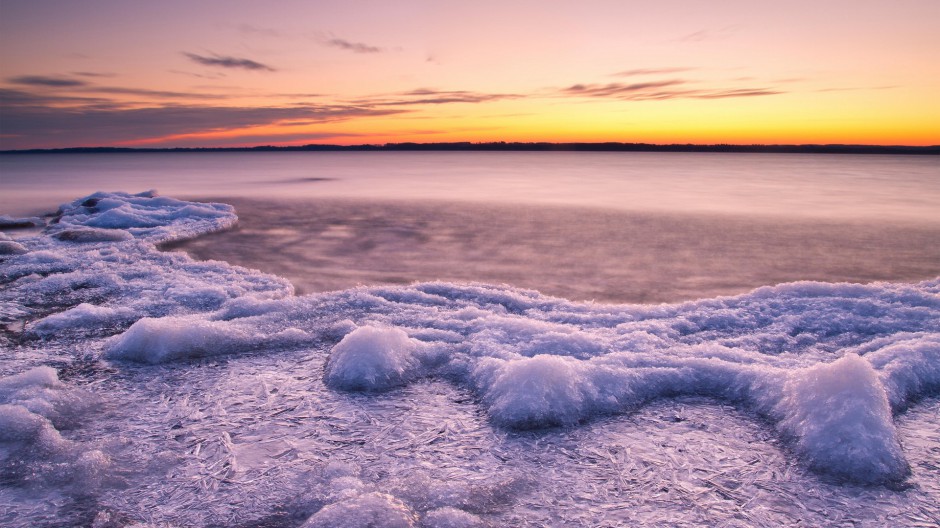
105, 316, 255, 364
775, 354, 909, 484
301, 492, 417, 528
324, 326, 422, 392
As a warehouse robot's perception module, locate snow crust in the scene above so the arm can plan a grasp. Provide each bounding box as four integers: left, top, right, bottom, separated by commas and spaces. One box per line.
2, 191, 939, 525
324, 326, 421, 391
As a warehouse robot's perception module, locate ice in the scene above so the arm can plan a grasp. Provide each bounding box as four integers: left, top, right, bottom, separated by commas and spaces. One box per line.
774, 353, 909, 484
50, 190, 237, 244
422, 507, 483, 528
324, 326, 422, 392
0, 214, 43, 228
1, 191, 939, 526
30, 302, 137, 336
105, 316, 256, 364
301, 492, 417, 528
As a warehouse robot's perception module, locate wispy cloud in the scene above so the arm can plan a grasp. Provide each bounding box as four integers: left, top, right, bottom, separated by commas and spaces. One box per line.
560, 79, 783, 101
8, 75, 87, 87
613, 68, 694, 77
676, 26, 741, 42
0, 92, 407, 149
237, 24, 281, 38
71, 71, 117, 78
563, 80, 686, 98
183, 52, 276, 71
325, 37, 383, 54
355, 89, 520, 107
5, 74, 227, 100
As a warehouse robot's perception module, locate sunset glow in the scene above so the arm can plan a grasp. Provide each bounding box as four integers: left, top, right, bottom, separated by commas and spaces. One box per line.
1, 0, 938, 149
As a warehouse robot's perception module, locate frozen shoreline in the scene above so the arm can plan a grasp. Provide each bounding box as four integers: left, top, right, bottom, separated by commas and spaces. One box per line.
2, 191, 939, 527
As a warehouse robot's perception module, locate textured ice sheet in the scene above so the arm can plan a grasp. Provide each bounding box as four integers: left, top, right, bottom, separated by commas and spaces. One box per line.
1, 191, 939, 527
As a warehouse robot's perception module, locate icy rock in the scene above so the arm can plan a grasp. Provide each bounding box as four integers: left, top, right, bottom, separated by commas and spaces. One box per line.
301, 492, 417, 528
324, 326, 421, 392
775, 353, 909, 484
105, 316, 254, 364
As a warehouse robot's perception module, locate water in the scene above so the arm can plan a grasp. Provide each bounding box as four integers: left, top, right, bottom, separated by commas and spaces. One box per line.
2, 151, 939, 221
5, 151, 937, 303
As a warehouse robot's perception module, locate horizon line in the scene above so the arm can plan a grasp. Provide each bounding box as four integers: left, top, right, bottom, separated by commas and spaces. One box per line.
2, 141, 938, 155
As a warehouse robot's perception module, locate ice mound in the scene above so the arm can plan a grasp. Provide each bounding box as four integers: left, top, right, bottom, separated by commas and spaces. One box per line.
105, 316, 255, 364
0, 366, 72, 452
302, 492, 417, 528
775, 354, 909, 484
865, 333, 940, 409
0, 368, 108, 487
474, 355, 597, 428
422, 507, 483, 528
30, 302, 137, 336
51, 190, 237, 244
324, 326, 422, 391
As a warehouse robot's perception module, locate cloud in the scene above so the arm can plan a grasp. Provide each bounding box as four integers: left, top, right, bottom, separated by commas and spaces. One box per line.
7, 75, 88, 87
614, 68, 694, 77
355, 89, 520, 107
559, 79, 783, 101
237, 24, 281, 38
89, 86, 227, 100
325, 37, 383, 54
183, 52, 276, 71
71, 71, 117, 78
676, 26, 741, 42
563, 80, 687, 97
0, 93, 407, 149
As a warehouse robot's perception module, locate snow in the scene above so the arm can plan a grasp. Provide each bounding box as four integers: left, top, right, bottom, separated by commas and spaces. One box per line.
1, 190, 939, 526
324, 326, 422, 392
300, 492, 417, 528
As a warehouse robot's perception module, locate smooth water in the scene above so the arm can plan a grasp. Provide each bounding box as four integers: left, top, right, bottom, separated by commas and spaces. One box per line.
2, 151, 939, 221
3, 151, 938, 303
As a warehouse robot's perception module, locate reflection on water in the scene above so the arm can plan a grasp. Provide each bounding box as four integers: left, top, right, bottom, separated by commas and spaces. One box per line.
165, 197, 940, 303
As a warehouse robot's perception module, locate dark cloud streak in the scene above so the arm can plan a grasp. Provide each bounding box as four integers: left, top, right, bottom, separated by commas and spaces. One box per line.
183, 52, 276, 71
8, 75, 88, 87
614, 68, 693, 77
355, 89, 520, 107
0, 94, 406, 149
325, 38, 382, 54
560, 79, 783, 101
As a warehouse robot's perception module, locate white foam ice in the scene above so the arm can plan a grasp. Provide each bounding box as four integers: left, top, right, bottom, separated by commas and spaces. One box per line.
1, 190, 939, 526
323, 326, 422, 392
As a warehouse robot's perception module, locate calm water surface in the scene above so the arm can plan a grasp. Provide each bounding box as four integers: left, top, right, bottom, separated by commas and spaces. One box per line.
3, 152, 938, 302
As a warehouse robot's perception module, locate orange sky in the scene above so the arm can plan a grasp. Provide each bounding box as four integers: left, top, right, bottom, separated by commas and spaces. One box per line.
1, 0, 938, 149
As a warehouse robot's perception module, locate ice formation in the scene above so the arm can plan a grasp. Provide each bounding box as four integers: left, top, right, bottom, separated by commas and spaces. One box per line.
1, 191, 938, 526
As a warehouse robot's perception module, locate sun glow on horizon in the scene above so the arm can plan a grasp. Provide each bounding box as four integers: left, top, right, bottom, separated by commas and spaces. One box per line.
1, 0, 938, 149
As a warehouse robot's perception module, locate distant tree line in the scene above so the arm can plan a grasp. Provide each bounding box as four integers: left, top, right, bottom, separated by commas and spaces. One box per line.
2, 142, 937, 155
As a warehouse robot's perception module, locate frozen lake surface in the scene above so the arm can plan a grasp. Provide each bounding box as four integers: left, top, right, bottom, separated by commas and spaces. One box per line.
1, 190, 939, 527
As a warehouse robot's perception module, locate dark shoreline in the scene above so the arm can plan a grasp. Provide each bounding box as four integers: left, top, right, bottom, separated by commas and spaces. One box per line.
3, 142, 938, 155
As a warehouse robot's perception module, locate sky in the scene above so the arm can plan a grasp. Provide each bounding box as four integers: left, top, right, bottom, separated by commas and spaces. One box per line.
1, 0, 938, 149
